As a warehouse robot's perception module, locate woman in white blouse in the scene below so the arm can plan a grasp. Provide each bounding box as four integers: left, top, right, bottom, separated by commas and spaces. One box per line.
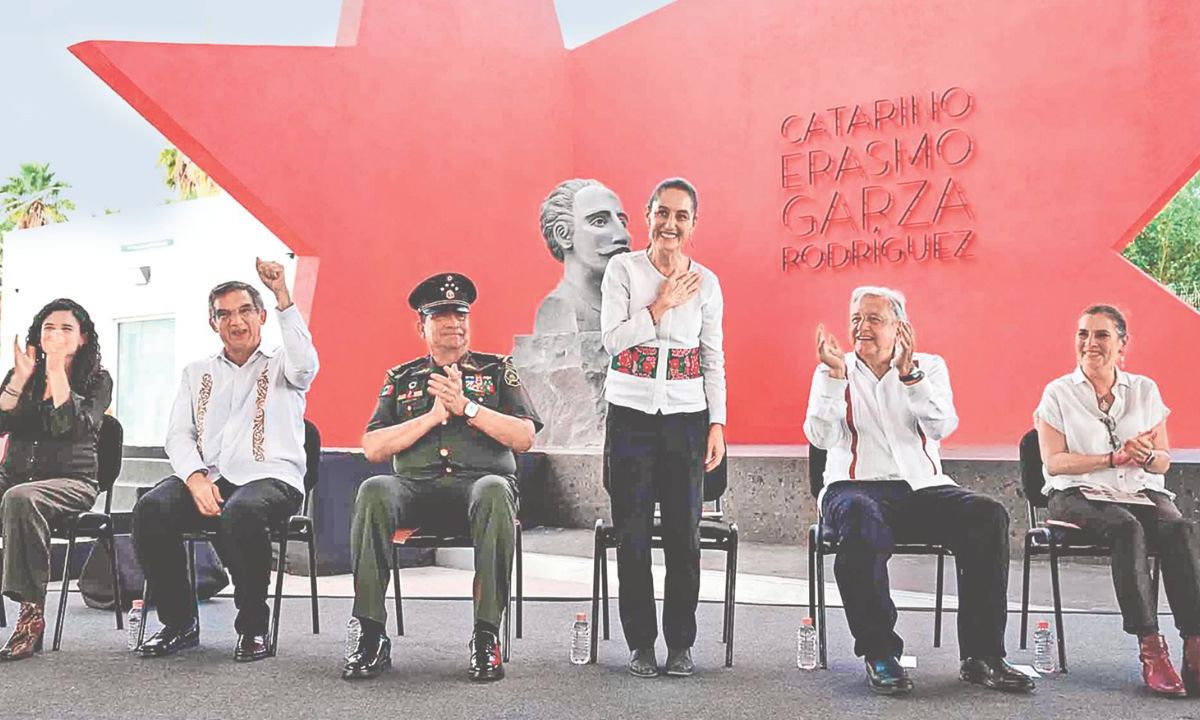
600, 177, 726, 678
1035, 304, 1200, 696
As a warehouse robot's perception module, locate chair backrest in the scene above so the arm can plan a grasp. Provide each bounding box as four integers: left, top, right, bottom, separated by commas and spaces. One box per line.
808, 445, 827, 499
302, 419, 321, 515
1018, 428, 1047, 526
97, 415, 124, 512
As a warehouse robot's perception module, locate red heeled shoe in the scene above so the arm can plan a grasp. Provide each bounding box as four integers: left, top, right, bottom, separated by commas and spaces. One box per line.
1139, 633, 1187, 697
0, 602, 45, 661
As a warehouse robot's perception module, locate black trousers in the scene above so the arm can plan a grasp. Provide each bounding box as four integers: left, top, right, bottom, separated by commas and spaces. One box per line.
1048, 488, 1200, 636
821, 481, 1010, 660
604, 403, 707, 651
132, 476, 301, 634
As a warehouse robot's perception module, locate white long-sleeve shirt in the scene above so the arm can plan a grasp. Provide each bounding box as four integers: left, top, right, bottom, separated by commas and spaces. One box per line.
1034, 367, 1172, 498
165, 305, 319, 493
803, 351, 958, 492
599, 250, 726, 424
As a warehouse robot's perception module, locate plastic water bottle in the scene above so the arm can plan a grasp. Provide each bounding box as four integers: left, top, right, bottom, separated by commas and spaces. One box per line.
797, 616, 819, 670
345, 617, 361, 659
1033, 620, 1056, 673
570, 612, 590, 665
127, 600, 143, 651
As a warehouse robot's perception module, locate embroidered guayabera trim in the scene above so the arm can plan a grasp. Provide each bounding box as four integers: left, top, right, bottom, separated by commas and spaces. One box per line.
252, 367, 270, 461
196, 373, 213, 449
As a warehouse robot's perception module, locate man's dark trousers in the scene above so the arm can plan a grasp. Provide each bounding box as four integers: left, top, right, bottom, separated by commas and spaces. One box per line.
821, 480, 1010, 660
133, 476, 301, 634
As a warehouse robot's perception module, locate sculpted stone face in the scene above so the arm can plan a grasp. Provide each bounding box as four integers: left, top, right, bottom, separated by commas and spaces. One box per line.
570, 184, 630, 277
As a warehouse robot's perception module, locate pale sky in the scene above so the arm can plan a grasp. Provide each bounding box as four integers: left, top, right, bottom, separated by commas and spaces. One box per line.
0, 0, 674, 218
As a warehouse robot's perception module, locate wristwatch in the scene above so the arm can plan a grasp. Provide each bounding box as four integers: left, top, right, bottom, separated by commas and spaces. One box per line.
464, 400, 480, 419
898, 368, 925, 384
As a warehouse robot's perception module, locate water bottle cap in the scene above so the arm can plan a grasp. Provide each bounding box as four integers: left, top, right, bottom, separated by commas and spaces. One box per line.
132, 600, 144, 609
1037, 620, 1049, 629
801, 617, 813, 626
575, 612, 587, 622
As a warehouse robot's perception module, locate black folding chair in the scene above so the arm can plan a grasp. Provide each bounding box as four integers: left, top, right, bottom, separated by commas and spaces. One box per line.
43, 415, 127, 648
136, 419, 322, 655
390, 521, 522, 661
807, 445, 949, 668
589, 451, 738, 667
1017, 428, 1159, 673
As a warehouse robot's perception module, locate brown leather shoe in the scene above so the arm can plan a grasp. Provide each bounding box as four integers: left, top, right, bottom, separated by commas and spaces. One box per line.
1139, 633, 1187, 697
0, 602, 45, 661
1182, 635, 1200, 696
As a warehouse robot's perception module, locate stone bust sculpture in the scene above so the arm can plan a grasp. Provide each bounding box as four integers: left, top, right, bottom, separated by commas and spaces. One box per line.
535, 179, 630, 334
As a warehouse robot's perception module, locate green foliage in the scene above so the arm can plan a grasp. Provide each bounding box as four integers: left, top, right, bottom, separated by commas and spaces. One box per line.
1123, 173, 1200, 307
0, 163, 76, 284
0, 162, 76, 229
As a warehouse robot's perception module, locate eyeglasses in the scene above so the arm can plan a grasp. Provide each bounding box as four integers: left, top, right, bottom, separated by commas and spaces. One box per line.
1099, 415, 1119, 452
214, 306, 260, 324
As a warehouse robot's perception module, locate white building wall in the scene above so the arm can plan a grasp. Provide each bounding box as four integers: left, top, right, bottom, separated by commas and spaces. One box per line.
0, 195, 296, 445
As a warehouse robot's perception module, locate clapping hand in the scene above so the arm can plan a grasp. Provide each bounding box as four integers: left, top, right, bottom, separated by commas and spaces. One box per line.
816, 324, 846, 378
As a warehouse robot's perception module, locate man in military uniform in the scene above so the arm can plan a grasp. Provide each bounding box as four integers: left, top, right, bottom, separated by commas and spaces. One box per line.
342, 272, 542, 682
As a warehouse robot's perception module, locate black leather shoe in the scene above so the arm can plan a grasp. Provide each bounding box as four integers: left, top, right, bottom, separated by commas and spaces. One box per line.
468, 630, 504, 681
665, 647, 694, 677
234, 633, 271, 662
960, 656, 1036, 692
865, 656, 914, 695
628, 647, 659, 678
342, 633, 392, 680
136, 620, 200, 658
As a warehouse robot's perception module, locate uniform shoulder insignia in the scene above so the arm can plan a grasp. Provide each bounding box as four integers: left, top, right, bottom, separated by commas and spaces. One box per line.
502, 355, 521, 387
389, 356, 429, 376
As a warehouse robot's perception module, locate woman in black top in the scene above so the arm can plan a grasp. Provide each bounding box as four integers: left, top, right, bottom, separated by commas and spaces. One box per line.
0, 298, 111, 660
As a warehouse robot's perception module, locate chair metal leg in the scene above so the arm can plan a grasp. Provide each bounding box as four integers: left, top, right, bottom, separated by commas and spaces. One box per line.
600, 532, 610, 641
391, 545, 404, 636
1020, 535, 1033, 649
1049, 545, 1067, 673
107, 529, 124, 630
188, 541, 200, 635
816, 538, 828, 670
502, 593, 511, 663
515, 523, 523, 639
136, 579, 150, 649
307, 533, 319, 634
933, 550, 944, 648
807, 527, 817, 624
721, 541, 731, 644
52, 528, 77, 651
270, 534, 285, 656
590, 521, 602, 664
725, 525, 738, 668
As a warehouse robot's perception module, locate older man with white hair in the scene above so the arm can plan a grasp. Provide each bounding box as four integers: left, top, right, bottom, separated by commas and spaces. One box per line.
804, 286, 1032, 695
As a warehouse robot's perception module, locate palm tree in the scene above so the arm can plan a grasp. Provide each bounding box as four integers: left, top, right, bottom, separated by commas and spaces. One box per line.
0, 163, 76, 229
158, 147, 220, 201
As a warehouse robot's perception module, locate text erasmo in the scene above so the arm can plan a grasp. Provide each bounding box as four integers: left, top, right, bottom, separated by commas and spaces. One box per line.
778, 87, 977, 271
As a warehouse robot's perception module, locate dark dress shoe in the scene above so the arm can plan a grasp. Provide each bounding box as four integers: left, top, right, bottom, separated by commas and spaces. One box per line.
628, 647, 659, 678
665, 647, 694, 677
468, 629, 504, 681
137, 620, 200, 658
960, 656, 1036, 692
342, 633, 392, 680
234, 633, 272, 662
865, 656, 914, 695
